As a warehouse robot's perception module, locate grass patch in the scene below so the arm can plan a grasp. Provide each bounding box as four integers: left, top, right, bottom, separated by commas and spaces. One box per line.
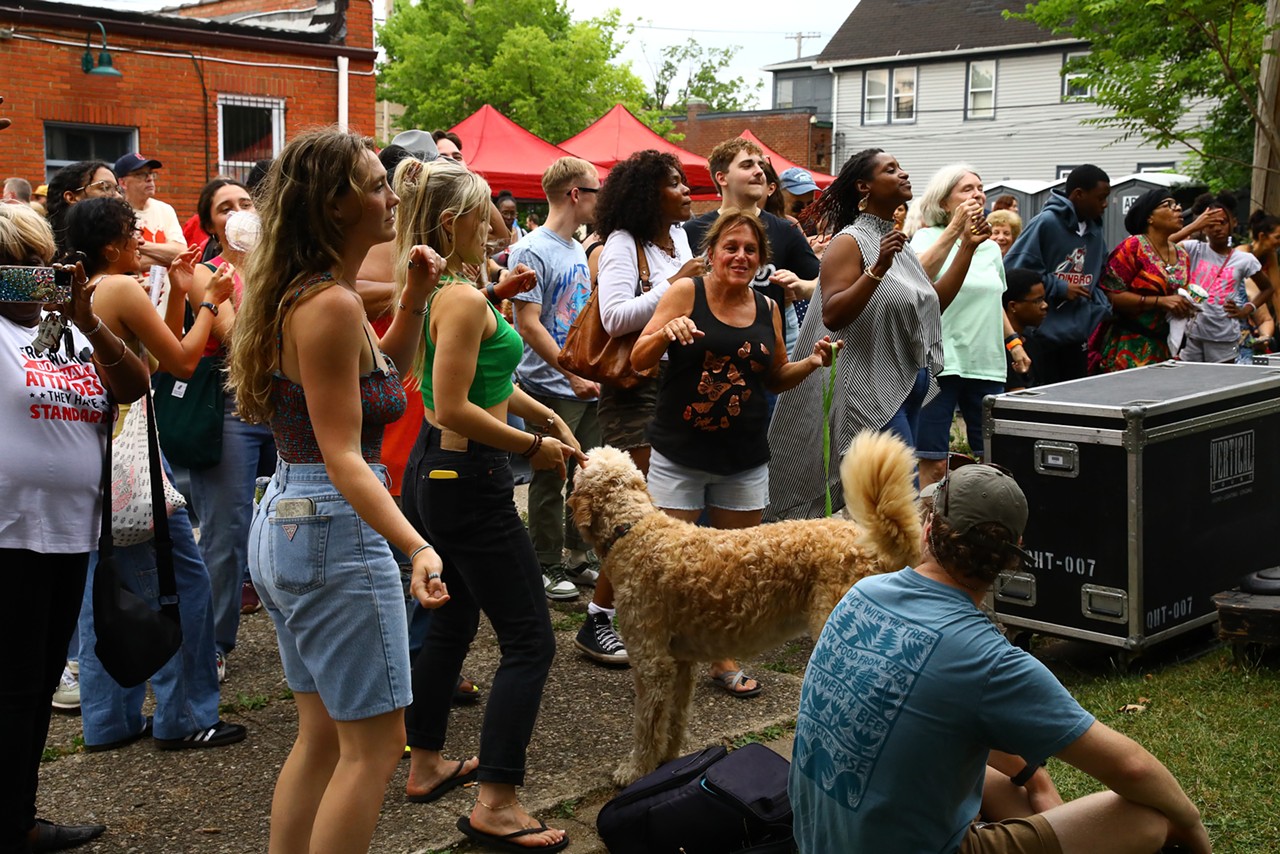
279, 686, 295, 701
1042, 646, 1280, 852
729, 720, 795, 750
219, 692, 271, 714
550, 611, 587, 632
549, 798, 580, 820
42, 735, 84, 763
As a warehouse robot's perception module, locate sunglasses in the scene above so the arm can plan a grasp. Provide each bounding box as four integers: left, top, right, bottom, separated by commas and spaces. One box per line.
76, 180, 121, 195
565, 186, 600, 197
1156, 199, 1181, 211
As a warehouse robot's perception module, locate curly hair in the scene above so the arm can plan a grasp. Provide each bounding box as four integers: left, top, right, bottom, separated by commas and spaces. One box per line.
595, 150, 684, 243
227, 128, 376, 424
927, 514, 1023, 587
46, 160, 111, 254
807, 148, 883, 235
65, 197, 137, 277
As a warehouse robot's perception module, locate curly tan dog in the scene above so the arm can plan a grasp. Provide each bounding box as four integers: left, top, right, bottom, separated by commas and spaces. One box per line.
568, 431, 921, 785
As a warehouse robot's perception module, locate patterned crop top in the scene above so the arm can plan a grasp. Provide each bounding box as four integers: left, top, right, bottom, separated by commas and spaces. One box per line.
419, 281, 522, 410
270, 274, 408, 464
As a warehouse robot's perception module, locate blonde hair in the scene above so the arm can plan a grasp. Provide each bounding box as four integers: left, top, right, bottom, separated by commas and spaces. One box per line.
917, 163, 982, 229
987, 209, 1022, 240
391, 157, 491, 381
227, 128, 376, 424
0, 204, 57, 264
542, 156, 598, 198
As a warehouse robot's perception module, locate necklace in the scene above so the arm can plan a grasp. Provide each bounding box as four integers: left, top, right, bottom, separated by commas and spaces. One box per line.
1146, 235, 1179, 273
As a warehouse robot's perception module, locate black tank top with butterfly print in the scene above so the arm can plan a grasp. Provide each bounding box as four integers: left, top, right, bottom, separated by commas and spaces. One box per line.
647, 277, 775, 475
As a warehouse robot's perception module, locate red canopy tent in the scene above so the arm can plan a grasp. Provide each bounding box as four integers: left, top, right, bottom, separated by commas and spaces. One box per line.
448, 105, 585, 200
561, 104, 719, 199
739, 129, 835, 190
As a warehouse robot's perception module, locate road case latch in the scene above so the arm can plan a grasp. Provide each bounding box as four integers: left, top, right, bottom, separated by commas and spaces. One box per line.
995, 571, 1037, 607
1081, 584, 1128, 623
1033, 441, 1079, 478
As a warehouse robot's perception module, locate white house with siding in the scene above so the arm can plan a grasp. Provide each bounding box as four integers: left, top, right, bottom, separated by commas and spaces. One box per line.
768, 0, 1206, 184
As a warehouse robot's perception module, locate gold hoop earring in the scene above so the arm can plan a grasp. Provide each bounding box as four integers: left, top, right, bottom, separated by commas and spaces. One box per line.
858, 196, 868, 213
104, 246, 120, 263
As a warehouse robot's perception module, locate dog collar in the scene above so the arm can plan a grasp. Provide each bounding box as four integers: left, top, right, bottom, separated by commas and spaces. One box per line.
598, 523, 633, 557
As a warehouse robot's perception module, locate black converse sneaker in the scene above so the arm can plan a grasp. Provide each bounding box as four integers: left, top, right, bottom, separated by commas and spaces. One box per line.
574, 611, 629, 666
154, 720, 247, 751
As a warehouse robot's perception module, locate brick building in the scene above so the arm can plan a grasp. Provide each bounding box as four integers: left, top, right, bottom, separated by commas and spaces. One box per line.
667, 101, 834, 176
0, 0, 376, 221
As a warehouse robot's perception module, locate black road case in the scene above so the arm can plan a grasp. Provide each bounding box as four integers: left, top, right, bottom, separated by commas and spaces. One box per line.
984, 362, 1280, 657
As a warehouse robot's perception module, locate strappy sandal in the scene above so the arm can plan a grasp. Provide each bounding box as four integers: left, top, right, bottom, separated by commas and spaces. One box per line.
710, 669, 762, 698
456, 816, 569, 852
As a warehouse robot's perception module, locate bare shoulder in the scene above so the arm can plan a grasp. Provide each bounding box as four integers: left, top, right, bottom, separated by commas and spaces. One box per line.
290, 286, 365, 350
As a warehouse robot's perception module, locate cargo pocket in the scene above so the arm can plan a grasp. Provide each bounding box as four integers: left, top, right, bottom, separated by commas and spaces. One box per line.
267, 514, 330, 594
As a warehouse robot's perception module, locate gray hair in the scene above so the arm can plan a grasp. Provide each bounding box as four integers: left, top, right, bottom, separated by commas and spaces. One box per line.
3, 177, 32, 203
917, 164, 983, 229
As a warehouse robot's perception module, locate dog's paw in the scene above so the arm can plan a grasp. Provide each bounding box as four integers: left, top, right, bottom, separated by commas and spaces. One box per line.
613, 759, 645, 787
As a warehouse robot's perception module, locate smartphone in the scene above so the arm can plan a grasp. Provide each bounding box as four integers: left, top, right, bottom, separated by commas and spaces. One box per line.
0, 266, 72, 304
275, 498, 317, 518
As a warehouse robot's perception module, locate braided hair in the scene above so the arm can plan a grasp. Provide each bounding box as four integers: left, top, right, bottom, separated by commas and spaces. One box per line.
805, 148, 883, 235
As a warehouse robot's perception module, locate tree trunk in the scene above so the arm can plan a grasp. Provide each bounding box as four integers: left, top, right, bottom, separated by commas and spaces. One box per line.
1252, 0, 1280, 214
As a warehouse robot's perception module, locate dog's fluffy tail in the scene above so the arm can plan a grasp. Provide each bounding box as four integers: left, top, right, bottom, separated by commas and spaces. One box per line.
840, 431, 921, 570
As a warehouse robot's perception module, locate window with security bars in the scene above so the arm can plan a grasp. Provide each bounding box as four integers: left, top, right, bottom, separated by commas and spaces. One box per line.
217, 95, 284, 182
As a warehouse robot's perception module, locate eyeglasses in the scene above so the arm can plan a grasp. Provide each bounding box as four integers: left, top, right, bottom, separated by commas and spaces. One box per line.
565, 186, 599, 197
1156, 199, 1181, 210
76, 180, 121, 195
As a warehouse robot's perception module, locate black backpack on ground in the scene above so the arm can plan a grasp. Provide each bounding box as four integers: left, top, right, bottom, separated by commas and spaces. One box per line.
596, 743, 796, 854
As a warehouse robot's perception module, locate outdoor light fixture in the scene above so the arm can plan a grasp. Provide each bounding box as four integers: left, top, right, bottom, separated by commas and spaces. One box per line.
81, 21, 123, 77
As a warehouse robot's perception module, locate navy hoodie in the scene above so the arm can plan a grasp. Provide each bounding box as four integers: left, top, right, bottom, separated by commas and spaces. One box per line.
1003, 190, 1111, 347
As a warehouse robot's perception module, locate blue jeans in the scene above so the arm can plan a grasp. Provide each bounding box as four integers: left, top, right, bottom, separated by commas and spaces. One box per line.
77, 476, 221, 745
402, 424, 555, 785
249, 460, 411, 720
915, 374, 1005, 460
189, 398, 276, 656
882, 367, 931, 448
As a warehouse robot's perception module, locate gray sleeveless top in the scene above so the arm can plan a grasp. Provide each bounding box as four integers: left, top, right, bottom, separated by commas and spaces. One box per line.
764, 213, 943, 521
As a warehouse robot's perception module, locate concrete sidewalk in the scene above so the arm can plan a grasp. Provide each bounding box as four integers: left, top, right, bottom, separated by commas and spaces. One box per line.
40, 600, 808, 854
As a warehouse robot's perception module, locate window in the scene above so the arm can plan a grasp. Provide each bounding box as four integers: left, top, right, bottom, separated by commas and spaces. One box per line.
864, 69, 888, 125
1062, 51, 1092, 100
1056, 165, 1078, 180
966, 60, 996, 120
1138, 161, 1177, 173
218, 95, 284, 182
776, 78, 794, 109
863, 67, 916, 125
44, 123, 137, 181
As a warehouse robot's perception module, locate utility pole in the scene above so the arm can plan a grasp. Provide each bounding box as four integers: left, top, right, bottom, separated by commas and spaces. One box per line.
784, 32, 822, 60
1252, 0, 1280, 214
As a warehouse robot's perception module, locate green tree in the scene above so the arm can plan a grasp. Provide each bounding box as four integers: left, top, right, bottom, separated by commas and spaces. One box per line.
646, 39, 762, 112
377, 0, 650, 144
1013, 0, 1279, 191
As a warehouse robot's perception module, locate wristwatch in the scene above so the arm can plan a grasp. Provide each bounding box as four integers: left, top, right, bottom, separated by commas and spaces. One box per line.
200, 301, 220, 317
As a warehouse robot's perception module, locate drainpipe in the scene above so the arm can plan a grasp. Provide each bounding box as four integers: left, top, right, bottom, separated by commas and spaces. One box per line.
829, 67, 839, 169
337, 55, 349, 130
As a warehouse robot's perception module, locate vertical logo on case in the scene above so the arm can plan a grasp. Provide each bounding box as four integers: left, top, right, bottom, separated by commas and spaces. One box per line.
1209, 430, 1254, 494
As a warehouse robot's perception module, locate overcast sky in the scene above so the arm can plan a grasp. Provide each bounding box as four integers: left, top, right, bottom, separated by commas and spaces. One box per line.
83, 0, 841, 108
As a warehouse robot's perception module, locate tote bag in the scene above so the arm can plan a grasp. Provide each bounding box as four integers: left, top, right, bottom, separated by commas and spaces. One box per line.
111, 395, 187, 547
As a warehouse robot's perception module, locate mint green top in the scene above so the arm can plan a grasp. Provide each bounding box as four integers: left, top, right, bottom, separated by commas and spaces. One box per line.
910, 226, 1007, 382
420, 286, 522, 409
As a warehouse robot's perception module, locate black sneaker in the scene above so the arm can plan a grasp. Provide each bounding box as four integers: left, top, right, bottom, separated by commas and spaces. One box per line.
575, 611, 629, 666
155, 720, 247, 751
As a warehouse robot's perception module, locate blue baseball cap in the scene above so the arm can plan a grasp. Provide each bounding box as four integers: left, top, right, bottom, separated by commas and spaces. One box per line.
779, 167, 819, 195
113, 152, 162, 177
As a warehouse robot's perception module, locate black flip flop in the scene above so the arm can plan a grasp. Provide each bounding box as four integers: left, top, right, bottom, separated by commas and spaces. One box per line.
405, 759, 478, 804
456, 816, 569, 853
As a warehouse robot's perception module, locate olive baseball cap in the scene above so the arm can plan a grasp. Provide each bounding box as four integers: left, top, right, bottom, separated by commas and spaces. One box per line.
925, 464, 1028, 541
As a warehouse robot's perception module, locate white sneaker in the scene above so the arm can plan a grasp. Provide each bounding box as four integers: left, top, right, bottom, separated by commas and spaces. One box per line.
542, 566, 580, 601
216, 651, 227, 684
52, 665, 80, 710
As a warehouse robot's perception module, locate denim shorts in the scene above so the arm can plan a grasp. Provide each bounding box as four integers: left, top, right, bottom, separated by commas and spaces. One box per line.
248, 459, 411, 721
646, 447, 770, 512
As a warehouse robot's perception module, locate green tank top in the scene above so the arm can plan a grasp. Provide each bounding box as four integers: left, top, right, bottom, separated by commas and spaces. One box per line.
420, 284, 522, 410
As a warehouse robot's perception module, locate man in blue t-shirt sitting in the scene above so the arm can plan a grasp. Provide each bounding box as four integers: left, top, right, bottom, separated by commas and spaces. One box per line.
790, 464, 1210, 854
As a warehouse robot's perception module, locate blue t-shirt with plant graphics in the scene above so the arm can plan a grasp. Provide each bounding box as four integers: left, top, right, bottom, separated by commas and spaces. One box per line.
509, 228, 595, 401
789, 568, 1095, 854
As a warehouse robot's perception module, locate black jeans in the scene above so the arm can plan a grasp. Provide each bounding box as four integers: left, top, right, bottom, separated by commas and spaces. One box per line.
0, 550, 89, 854
401, 424, 555, 786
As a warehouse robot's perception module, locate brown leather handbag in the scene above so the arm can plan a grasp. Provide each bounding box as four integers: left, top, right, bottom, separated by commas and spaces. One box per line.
558, 237, 660, 389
